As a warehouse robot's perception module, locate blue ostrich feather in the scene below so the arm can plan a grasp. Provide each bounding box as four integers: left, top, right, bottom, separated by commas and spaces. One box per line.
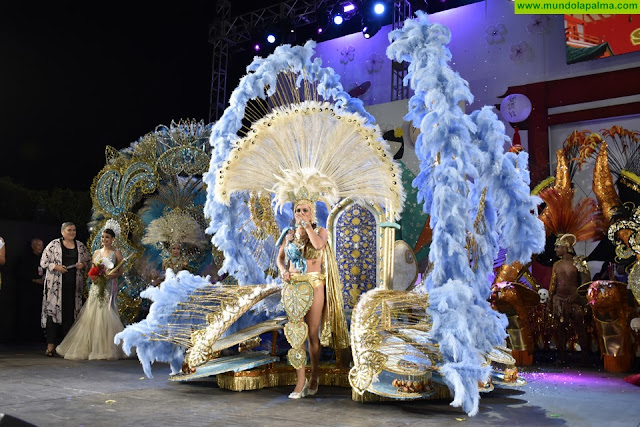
387, 11, 544, 416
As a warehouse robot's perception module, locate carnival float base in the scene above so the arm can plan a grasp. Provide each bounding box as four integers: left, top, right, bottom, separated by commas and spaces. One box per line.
603, 354, 634, 373
217, 363, 351, 391
512, 350, 534, 366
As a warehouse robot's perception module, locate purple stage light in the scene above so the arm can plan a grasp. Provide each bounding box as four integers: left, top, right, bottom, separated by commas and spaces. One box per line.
254, 44, 260, 51
317, 27, 323, 34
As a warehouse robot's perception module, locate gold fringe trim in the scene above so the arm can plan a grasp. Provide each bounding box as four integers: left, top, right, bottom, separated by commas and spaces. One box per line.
217, 364, 351, 391
351, 383, 451, 402
323, 243, 350, 350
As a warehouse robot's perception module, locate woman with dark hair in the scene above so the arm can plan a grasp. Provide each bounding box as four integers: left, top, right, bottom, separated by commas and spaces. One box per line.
41, 222, 90, 356
56, 225, 125, 360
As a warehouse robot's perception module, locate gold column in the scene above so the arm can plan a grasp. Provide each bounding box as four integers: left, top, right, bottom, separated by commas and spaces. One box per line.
380, 204, 396, 290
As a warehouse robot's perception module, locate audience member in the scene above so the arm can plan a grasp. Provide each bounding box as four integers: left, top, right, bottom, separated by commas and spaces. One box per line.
17, 238, 45, 342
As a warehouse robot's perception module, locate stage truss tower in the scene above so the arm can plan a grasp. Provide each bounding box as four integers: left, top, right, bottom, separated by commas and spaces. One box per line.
209, 0, 414, 122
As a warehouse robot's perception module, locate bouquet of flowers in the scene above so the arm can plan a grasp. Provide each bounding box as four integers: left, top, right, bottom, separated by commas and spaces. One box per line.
88, 257, 126, 301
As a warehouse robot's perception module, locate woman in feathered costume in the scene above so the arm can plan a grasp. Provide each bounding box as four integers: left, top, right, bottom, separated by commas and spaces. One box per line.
275, 183, 347, 398
205, 37, 404, 398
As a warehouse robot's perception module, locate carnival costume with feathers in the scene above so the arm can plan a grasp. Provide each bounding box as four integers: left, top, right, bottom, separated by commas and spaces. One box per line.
115, 26, 544, 415
213, 93, 404, 369
537, 150, 604, 296
115, 41, 405, 375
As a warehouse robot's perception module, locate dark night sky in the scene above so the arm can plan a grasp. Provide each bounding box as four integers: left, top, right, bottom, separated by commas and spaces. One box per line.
0, 1, 467, 193
0, 3, 222, 191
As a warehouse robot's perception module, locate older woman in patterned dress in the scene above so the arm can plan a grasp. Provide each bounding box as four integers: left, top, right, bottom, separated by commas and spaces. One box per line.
41, 222, 90, 356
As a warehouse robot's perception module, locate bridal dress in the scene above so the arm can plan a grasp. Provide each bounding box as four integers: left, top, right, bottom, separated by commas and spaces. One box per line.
56, 251, 125, 360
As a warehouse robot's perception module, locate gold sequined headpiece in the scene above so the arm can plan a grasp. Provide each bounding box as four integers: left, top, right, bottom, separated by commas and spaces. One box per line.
288, 187, 319, 223
555, 233, 577, 249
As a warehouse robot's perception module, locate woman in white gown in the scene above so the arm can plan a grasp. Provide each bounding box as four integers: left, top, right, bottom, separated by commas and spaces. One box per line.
56, 227, 125, 360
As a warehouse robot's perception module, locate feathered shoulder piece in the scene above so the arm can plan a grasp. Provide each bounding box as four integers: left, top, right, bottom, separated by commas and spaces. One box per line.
538, 187, 604, 242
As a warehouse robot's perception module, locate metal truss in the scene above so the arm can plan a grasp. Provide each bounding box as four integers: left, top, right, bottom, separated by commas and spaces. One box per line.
209, 0, 232, 123
209, 0, 337, 122
209, 0, 414, 121
390, 0, 411, 102
211, 0, 336, 46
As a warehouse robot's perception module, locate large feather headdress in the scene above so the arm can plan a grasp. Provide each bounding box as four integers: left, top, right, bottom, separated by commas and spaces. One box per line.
141, 208, 207, 249
214, 98, 404, 218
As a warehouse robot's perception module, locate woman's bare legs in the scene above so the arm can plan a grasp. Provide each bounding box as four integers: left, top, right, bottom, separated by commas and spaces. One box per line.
305, 285, 325, 392
291, 285, 325, 394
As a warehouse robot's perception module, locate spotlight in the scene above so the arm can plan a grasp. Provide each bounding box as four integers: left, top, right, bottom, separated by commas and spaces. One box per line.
317, 27, 323, 34
361, 18, 381, 39
267, 34, 276, 43
361, 0, 385, 39
333, 13, 344, 25
254, 44, 261, 51
343, 3, 356, 12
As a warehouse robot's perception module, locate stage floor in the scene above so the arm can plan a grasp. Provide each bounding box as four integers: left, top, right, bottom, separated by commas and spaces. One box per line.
1, 344, 639, 426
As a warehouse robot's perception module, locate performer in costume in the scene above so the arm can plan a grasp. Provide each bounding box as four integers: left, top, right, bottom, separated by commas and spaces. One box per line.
162, 243, 189, 272
535, 150, 604, 364
142, 208, 206, 275
41, 222, 90, 357
56, 221, 125, 360
548, 233, 590, 364
276, 191, 336, 398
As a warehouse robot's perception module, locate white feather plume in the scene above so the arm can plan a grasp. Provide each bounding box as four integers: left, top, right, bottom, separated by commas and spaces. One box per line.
103, 218, 122, 238
141, 209, 206, 248
214, 100, 404, 219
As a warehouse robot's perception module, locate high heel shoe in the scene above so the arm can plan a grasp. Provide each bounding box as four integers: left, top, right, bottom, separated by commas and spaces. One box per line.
307, 377, 319, 396
288, 379, 309, 399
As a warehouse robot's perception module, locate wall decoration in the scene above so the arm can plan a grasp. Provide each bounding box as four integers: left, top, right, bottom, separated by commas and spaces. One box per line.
339, 45, 356, 64
365, 53, 384, 74
527, 15, 550, 34
347, 81, 371, 98
485, 23, 507, 44
500, 93, 532, 124
510, 41, 532, 62
565, 14, 639, 64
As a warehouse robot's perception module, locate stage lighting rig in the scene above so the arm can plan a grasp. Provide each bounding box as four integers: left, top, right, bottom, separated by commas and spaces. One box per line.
360, 0, 387, 38
331, 1, 360, 26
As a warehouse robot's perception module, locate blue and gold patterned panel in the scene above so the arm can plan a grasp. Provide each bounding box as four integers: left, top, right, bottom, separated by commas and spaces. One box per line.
332, 203, 380, 309
156, 146, 210, 177
94, 162, 158, 217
